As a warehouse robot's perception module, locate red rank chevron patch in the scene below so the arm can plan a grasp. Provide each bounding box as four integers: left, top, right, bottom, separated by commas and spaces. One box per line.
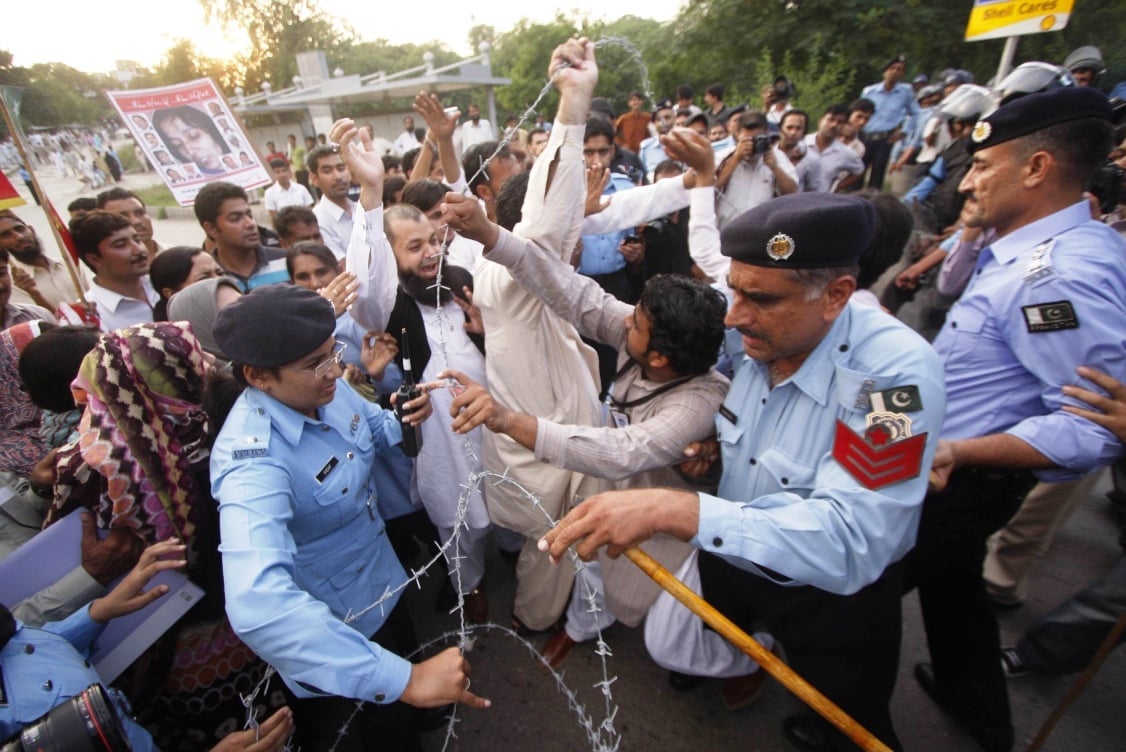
832, 420, 927, 490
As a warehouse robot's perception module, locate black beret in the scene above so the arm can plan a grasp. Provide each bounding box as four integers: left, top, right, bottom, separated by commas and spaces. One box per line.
721, 193, 876, 268
969, 86, 1112, 154
653, 98, 674, 116
884, 55, 906, 71
213, 284, 337, 367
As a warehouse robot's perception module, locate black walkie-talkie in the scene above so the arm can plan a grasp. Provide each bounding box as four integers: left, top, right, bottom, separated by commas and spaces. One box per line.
394, 328, 423, 457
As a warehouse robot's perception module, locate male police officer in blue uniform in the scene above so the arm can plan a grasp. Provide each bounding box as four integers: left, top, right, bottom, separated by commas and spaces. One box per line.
542, 192, 946, 751
905, 86, 1126, 752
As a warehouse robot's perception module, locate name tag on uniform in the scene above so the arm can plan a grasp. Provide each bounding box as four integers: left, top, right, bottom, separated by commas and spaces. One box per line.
316, 456, 340, 483
719, 405, 738, 424
610, 409, 630, 429
1022, 301, 1079, 333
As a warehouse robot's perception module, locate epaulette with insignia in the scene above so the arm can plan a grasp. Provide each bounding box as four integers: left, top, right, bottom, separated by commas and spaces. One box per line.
1022, 239, 1056, 286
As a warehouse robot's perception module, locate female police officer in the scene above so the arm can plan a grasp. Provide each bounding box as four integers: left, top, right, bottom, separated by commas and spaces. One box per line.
209, 285, 488, 751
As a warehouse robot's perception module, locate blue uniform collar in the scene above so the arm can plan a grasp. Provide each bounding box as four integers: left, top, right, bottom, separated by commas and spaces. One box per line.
246, 386, 352, 447
756, 304, 853, 407
988, 200, 1091, 266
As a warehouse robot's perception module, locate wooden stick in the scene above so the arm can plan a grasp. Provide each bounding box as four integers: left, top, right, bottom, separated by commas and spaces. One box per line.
623, 546, 892, 752
1025, 610, 1126, 752
0, 90, 89, 305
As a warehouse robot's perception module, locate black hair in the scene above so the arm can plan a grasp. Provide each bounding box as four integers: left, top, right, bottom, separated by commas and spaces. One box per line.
382, 175, 407, 207
285, 241, 340, 279
737, 111, 769, 132
849, 98, 876, 115
495, 170, 532, 232
95, 187, 144, 209
583, 117, 616, 144
856, 192, 913, 290
305, 145, 340, 174
381, 154, 402, 172
69, 210, 132, 269
1017, 117, 1115, 189
193, 181, 248, 227
67, 197, 97, 214
401, 147, 421, 175
638, 275, 727, 376
824, 103, 849, 118
268, 158, 287, 169
18, 324, 98, 412
401, 179, 453, 213
706, 83, 725, 99
780, 109, 809, 133
150, 245, 205, 320
274, 205, 318, 239
462, 141, 510, 195
676, 84, 694, 101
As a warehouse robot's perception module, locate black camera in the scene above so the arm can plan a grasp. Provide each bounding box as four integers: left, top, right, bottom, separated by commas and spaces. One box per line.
1, 683, 132, 752
752, 134, 773, 156
1087, 159, 1124, 215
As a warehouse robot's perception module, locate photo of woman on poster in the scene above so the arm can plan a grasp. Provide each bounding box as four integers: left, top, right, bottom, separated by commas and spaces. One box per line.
152, 105, 231, 175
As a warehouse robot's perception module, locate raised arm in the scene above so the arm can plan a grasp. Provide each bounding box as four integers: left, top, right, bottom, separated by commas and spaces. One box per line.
332, 119, 398, 332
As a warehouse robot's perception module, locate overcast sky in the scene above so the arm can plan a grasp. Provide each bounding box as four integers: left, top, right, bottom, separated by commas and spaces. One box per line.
7, 1, 685, 74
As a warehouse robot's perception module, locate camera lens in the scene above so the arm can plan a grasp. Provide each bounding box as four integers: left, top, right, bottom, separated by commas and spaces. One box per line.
1, 684, 132, 752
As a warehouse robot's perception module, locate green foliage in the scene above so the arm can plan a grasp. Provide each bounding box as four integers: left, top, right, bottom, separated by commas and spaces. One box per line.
132, 40, 230, 90
0, 54, 114, 132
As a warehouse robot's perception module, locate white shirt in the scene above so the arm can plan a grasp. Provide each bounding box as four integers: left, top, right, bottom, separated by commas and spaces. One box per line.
804, 134, 866, 192
715, 146, 798, 229
393, 131, 420, 155
460, 119, 496, 149
85, 276, 158, 333
313, 195, 356, 260
264, 181, 313, 213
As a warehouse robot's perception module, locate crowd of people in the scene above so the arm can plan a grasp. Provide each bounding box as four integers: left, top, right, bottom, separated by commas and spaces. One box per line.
1, 34, 1125, 752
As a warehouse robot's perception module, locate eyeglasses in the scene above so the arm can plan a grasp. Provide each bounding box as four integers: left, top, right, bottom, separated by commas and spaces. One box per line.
281, 342, 347, 379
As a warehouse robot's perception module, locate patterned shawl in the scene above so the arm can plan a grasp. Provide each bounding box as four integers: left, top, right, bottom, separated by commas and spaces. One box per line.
0, 321, 49, 476
52, 322, 210, 547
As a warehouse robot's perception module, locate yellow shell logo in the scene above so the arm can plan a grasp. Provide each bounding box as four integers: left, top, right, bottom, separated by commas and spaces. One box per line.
1040, 15, 1056, 31
767, 233, 795, 261
971, 121, 992, 143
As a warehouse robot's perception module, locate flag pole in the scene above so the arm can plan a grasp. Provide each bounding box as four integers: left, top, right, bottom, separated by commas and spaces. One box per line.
623, 546, 893, 752
0, 90, 89, 305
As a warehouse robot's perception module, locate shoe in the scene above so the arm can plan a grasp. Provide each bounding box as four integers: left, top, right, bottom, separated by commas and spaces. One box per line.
667, 670, 705, 692
914, 661, 950, 705
1000, 647, 1031, 678
463, 587, 488, 625
914, 662, 1013, 752
782, 715, 829, 752
539, 628, 578, 672
720, 669, 768, 711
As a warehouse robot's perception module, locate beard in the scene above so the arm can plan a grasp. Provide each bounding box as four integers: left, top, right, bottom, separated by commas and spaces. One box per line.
10, 239, 42, 265
399, 263, 473, 309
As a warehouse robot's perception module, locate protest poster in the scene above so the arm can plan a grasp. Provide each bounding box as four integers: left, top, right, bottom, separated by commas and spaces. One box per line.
105, 78, 271, 206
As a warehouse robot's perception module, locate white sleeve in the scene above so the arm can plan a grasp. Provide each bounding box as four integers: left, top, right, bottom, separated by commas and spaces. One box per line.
688, 186, 729, 283
581, 178, 690, 236
344, 206, 398, 331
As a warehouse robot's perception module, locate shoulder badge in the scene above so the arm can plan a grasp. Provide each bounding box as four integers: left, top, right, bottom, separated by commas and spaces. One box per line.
1023, 239, 1056, 285
869, 385, 922, 413
1021, 301, 1079, 333
832, 420, 927, 490
767, 233, 795, 261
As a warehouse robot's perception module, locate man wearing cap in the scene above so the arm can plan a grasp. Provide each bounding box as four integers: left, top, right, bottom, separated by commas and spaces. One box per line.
543, 192, 946, 751
210, 284, 488, 751
860, 56, 921, 190
638, 99, 676, 178
1063, 45, 1106, 88
904, 88, 1126, 751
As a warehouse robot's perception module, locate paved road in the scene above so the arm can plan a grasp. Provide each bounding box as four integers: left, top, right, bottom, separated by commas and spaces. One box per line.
6, 165, 1124, 752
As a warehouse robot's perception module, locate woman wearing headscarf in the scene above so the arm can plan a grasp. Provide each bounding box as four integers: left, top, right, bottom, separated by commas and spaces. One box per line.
48, 321, 284, 751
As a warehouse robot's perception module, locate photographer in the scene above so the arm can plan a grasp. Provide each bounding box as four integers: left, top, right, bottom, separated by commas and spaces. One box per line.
1, 539, 294, 751
715, 111, 797, 229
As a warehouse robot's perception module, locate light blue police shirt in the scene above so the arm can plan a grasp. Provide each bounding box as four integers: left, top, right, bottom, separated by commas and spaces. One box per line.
211, 380, 413, 703
933, 200, 1126, 481
695, 301, 946, 595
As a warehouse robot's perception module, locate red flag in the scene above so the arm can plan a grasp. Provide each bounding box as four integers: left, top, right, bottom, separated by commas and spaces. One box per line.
0, 170, 26, 210
44, 197, 79, 265
832, 420, 927, 490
